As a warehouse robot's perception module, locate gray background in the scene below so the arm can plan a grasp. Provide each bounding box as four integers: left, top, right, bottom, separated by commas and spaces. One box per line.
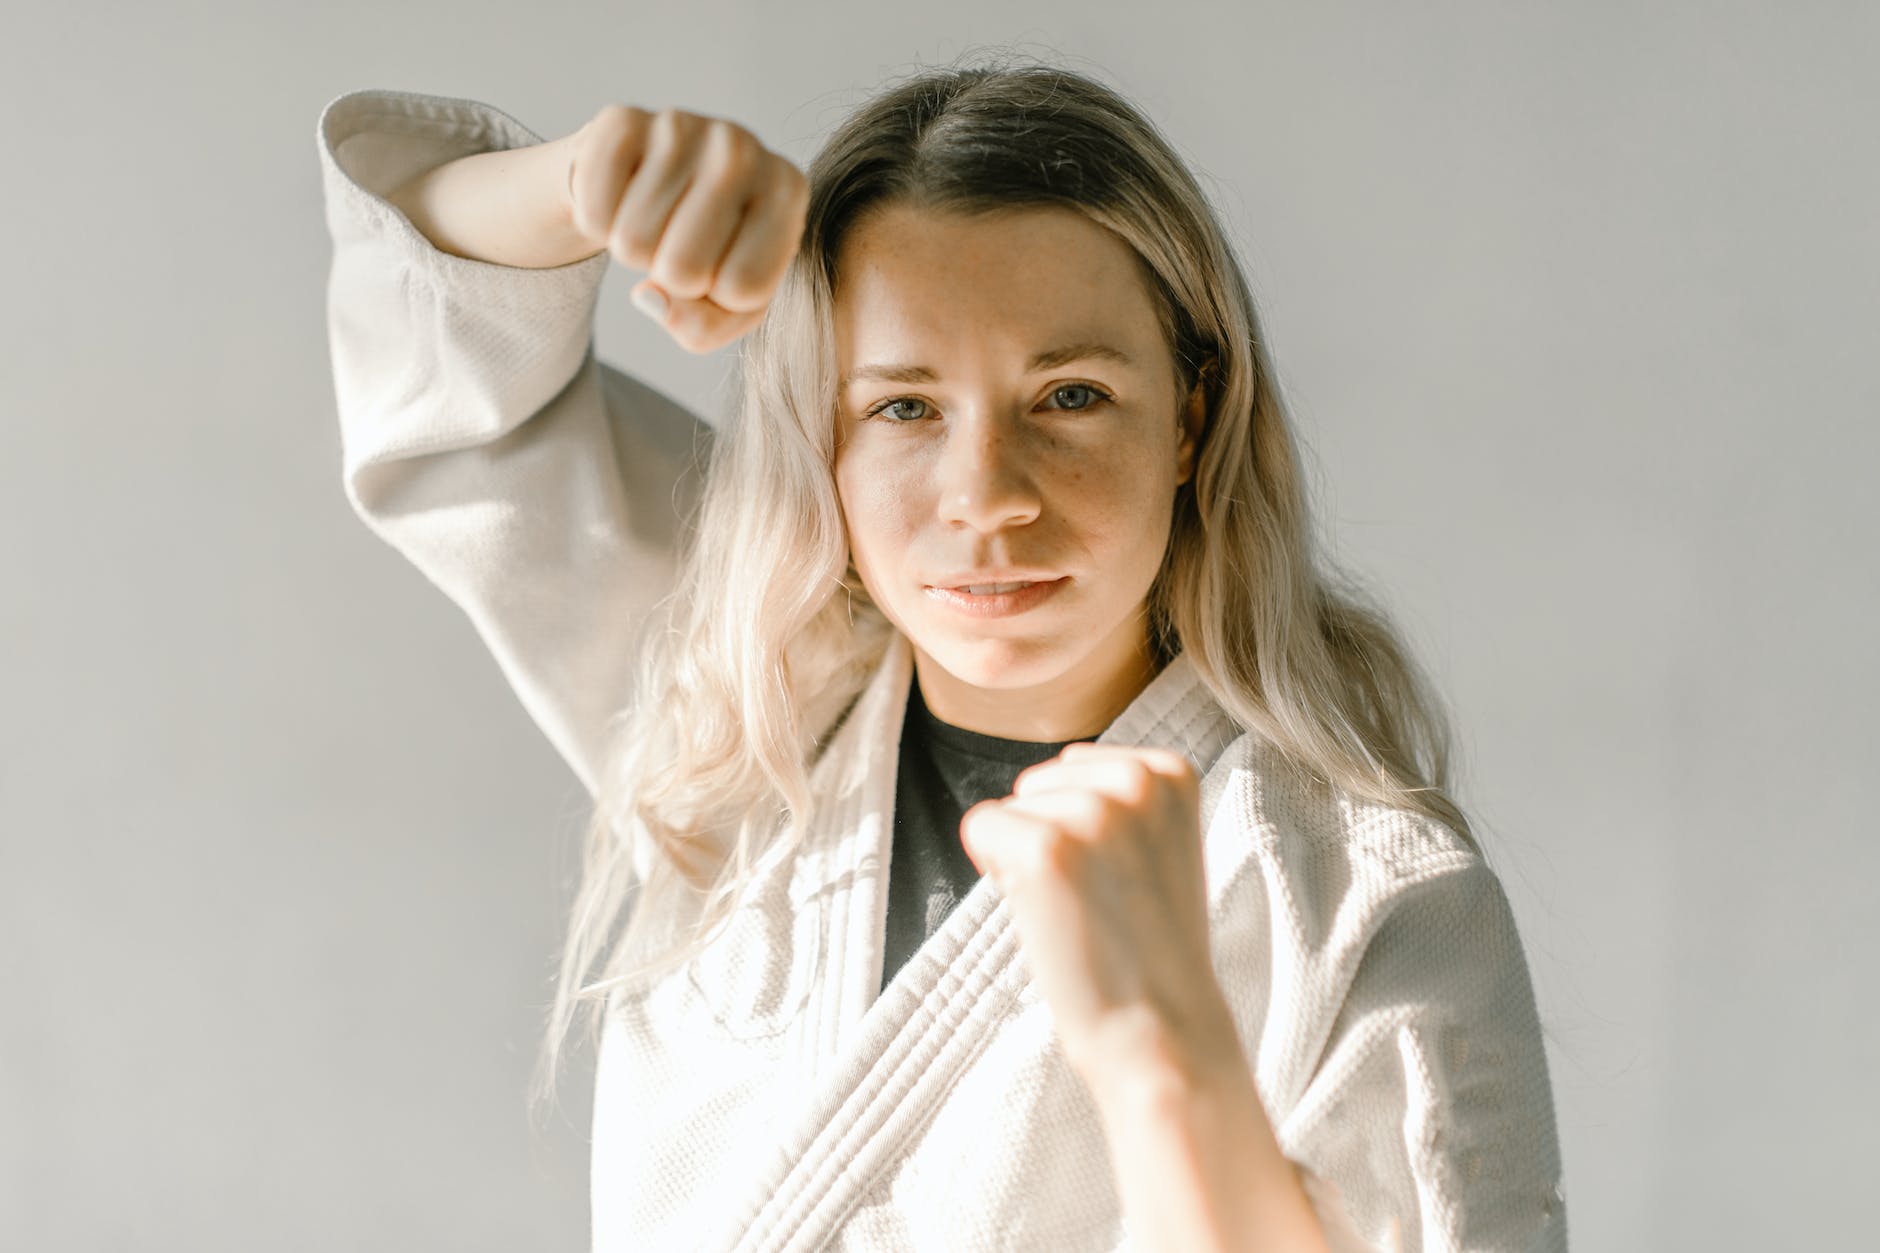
3, 1, 1873, 1249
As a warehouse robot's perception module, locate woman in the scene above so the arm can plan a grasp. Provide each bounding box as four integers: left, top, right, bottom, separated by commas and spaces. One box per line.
316, 55, 1565, 1252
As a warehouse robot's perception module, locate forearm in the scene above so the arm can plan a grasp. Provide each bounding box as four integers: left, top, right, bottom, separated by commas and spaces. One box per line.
1089, 1036, 1333, 1253
384, 132, 600, 270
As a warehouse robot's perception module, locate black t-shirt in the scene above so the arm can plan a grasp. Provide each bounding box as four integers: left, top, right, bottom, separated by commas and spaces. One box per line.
879, 674, 1079, 994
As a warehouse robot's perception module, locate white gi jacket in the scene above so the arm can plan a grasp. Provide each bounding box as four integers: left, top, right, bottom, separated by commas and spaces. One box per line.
316, 87, 1570, 1253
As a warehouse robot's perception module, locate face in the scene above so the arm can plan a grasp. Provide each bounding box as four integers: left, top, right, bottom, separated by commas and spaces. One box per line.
831, 201, 1205, 735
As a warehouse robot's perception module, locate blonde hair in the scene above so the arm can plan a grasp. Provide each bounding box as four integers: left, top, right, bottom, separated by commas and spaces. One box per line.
528, 52, 1477, 1120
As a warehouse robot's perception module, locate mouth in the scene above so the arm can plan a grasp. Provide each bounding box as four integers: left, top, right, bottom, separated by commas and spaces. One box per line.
950, 580, 1034, 595
922, 577, 1068, 618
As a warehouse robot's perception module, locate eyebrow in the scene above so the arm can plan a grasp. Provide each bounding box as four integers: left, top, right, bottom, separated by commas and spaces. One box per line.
839, 341, 1137, 391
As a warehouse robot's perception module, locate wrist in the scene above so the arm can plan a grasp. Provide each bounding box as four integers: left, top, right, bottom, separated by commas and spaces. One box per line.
1086, 1018, 1325, 1253
1076, 1000, 1249, 1115
526, 132, 602, 267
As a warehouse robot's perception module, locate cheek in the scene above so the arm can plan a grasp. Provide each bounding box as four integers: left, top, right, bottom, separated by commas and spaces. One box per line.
835, 449, 921, 566
1055, 440, 1178, 546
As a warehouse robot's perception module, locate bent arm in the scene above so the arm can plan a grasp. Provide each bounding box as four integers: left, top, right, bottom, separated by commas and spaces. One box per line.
381, 122, 597, 270
315, 88, 713, 797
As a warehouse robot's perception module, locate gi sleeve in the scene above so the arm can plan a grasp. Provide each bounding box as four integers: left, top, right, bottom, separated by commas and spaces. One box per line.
314, 87, 712, 799
1284, 856, 1570, 1253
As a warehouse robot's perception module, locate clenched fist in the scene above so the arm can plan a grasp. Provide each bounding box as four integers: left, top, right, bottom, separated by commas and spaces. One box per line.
563, 104, 810, 355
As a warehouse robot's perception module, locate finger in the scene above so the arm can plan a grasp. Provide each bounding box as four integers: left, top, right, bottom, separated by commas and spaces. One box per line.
960, 799, 1061, 884
634, 165, 799, 353
647, 126, 766, 302
703, 164, 806, 313
1059, 741, 1193, 772
647, 289, 763, 356
996, 787, 1114, 841
1013, 753, 1189, 810
1056, 743, 1197, 791
570, 107, 652, 245
1012, 756, 1140, 801
610, 108, 708, 271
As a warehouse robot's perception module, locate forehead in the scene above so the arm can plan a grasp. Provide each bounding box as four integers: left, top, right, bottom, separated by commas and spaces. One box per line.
832, 202, 1166, 371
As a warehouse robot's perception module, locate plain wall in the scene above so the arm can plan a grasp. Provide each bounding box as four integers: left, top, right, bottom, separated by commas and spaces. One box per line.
2, 1, 1874, 1248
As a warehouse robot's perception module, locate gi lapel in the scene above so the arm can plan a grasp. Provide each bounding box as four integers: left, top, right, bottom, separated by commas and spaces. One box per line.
712, 636, 1244, 1252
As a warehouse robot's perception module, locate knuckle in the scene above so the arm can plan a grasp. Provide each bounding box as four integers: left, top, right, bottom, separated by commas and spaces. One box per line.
595, 103, 650, 141
649, 241, 712, 295
611, 221, 659, 268
1115, 762, 1154, 807
1164, 754, 1200, 795
1087, 791, 1126, 829
1007, 839, 1054, 882
652, 106, 700, 143
711, 266, 765, 311
706, 120, 761, 171
780, 161, 810, 207
615, 244, 652, 274
1039, 831, 1084, 876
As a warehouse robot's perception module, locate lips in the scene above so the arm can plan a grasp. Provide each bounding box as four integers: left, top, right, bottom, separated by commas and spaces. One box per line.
922, 577, 1068, 618
927, 570, 1061, 591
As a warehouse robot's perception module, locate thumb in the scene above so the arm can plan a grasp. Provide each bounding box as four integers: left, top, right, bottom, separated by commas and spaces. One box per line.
631, 279, 762, 355
960, 805, 992, 879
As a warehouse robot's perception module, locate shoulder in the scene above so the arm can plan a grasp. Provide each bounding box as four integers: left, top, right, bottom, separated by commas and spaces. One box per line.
1142, 655, 1471, 872
1194, 731, 1529, 1118
1203, 729, 1473, 857
1196, 728, 1483, 930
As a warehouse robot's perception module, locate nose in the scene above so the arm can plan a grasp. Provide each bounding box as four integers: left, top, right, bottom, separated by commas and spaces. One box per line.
934, 412, 1042, 533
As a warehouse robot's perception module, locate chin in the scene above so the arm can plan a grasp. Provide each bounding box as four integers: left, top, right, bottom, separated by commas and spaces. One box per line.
915, 630, 1077, 692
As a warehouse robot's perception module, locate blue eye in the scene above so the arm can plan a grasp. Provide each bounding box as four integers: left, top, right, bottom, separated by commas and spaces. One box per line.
864, 396, 931, 422
861, 384, 1113, 422
1049, 384, 1110, 411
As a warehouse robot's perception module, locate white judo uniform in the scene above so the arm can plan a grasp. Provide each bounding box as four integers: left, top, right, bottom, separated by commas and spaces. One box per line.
316, 86, 1569, 1253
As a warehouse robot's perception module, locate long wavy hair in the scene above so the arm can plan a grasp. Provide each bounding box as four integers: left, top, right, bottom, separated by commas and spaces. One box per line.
527, 52, 1478, 1119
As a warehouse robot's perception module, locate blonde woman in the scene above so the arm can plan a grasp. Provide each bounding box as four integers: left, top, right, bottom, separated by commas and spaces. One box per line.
316, 54, 1565, 1253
